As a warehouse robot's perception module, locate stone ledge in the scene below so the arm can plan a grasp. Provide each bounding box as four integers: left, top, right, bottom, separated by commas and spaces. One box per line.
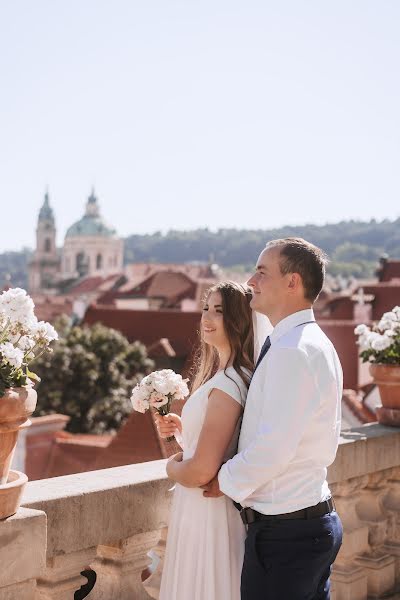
328, 423, 400, 484
21, 460, 172, 557
17, 424, 400, 560
0, 507, 47, 588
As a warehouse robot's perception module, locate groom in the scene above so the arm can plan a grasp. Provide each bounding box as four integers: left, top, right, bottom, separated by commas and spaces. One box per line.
203, 237, 343, 600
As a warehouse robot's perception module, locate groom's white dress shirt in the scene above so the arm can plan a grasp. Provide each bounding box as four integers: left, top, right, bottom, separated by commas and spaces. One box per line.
218, 308, 343, 515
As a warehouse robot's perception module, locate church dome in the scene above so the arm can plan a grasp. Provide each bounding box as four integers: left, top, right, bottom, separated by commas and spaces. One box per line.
65, 190, 117, 238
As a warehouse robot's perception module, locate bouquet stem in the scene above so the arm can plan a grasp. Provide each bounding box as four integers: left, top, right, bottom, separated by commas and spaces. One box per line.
157, 404, 174, 443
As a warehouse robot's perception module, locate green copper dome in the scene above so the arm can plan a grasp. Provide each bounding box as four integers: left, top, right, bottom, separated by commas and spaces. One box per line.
65, 191, 117, 239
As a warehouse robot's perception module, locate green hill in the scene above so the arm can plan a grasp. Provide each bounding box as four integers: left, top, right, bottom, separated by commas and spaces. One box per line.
1, 218, 400, 287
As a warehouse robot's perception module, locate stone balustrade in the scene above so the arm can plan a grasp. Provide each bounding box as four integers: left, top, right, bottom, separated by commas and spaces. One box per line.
1, 423, 400, 599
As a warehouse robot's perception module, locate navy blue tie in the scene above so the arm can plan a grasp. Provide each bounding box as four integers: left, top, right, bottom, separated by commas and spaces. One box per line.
254, 335, 271, 372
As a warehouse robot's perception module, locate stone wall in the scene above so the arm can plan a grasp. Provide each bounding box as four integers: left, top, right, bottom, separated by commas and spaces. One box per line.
1, 423, 400, 599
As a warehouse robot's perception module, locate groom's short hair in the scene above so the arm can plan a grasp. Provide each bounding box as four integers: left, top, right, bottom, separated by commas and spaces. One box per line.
266, 237, 328, 302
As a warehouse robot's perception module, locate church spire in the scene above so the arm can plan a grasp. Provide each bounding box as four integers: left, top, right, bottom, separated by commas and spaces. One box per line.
38, 188, 54, 222
85, 187, 100, 217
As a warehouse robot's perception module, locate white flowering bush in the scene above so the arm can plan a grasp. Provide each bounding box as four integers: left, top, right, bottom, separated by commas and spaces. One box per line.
355, 306, 400, 365
131, 369, 189, 441
0, 288, 58, 396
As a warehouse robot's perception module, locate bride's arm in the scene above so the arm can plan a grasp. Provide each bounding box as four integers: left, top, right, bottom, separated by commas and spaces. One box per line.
166, 388, 242, 488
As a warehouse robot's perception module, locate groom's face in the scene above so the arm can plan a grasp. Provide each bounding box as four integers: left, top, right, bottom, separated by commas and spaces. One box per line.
247, 247, 287, 317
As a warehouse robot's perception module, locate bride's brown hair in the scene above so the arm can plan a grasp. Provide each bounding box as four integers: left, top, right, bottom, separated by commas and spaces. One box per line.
190, 281, 254, 397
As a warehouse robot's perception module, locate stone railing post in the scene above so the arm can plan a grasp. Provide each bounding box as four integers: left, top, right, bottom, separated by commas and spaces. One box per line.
354, 470, 395, 598
142, 526, 169, 599
383, 466, 400, 586
36, 548, 97, 600
91, 531, 160, 600
330, 476, 369, 600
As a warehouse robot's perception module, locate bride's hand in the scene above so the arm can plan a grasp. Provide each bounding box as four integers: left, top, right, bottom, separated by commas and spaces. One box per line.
154, 412, 182, 439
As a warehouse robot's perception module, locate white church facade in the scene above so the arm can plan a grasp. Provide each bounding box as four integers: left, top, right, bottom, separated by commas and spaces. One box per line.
29, 190, 124, 294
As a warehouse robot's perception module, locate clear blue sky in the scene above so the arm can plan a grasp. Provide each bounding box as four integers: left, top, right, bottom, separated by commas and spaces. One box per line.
0, 1, 399, 252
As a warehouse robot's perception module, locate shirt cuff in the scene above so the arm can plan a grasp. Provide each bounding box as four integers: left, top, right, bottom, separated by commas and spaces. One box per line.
218, 463, 246, 504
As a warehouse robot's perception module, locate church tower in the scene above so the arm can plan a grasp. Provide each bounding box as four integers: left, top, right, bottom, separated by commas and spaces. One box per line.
28, 191, 61, 293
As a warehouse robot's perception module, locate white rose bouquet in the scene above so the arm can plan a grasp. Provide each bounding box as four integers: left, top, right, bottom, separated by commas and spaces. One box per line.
0, 288, 58, 396
355, 306, 400, 364
130, 369, 189, 441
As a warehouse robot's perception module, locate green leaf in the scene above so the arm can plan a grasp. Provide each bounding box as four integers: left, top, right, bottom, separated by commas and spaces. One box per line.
26, 368, 41, 383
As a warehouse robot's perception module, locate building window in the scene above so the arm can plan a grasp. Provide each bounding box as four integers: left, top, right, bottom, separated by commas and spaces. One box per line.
44, 238, 51, 252
76, 252, 88, 277
96, 254, 103, 270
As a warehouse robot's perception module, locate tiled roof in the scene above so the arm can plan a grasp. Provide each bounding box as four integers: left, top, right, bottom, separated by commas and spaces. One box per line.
31, 294, 74, 322
377, 258, 400, 282
125, 262, 219, 281
84, 306, 200, 358
147, 338, 177, 357
66, 273, 124, 295
342, 389, 376, 426
361, 283, 400, 320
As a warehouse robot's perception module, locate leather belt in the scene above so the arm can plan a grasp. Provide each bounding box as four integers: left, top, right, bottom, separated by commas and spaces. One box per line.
239, 497, 335, 526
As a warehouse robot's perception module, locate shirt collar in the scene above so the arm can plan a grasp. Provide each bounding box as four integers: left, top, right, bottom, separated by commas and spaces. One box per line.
270, 308, 315, 345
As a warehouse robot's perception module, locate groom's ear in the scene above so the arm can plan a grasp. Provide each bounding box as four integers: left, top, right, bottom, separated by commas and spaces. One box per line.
287, 272, 302, 293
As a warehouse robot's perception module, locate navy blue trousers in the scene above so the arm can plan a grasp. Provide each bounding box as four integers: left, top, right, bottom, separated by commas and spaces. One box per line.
241, 511, 343, 600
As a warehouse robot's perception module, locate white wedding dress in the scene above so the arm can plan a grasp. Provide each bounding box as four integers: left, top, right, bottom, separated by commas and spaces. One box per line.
159, 367, 247, 600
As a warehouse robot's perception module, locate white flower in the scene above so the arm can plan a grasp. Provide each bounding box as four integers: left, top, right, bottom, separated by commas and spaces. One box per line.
0, 288, 35, 326
371, 334, 393, 352
32, 321, 58, 342
354, 324, 370, 336
140, 374, 153, 387
18, 336, 35, 351
152, 375, 176, 396
130, 386, 150, 413
0, 342, 24, 369
149, 391, 169, 408
378, 312, 398, 331
174, 379, 190, 400
357, 332, 373, 351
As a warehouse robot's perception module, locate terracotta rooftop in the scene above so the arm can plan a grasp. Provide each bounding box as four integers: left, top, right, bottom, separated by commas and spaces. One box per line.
83, 305, 201, 359
377, 258, 400, 282
31, 295, 74, 322
65, 273, 125, 295
125, 262, 219, 281
26, 403, 183, 479
342, 389, 376, 426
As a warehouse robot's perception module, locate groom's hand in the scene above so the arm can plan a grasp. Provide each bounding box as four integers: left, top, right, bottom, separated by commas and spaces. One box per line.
201, 475, 224, 498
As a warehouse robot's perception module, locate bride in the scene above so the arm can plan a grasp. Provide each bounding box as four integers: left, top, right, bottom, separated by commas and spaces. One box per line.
154, 281, 265, 600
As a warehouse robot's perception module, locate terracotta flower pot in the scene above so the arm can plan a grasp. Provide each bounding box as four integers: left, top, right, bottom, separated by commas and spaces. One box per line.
369, 364, 400, 427
0, 386, 37, 485
0, 470, 28, 520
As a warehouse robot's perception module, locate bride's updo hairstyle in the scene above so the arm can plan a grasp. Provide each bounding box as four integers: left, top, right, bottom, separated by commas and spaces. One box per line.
191, 281, 254, 395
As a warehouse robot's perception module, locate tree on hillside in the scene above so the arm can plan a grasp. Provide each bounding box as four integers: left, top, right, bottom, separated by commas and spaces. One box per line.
33, 317, 154, 434
4, 216, 400, 282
